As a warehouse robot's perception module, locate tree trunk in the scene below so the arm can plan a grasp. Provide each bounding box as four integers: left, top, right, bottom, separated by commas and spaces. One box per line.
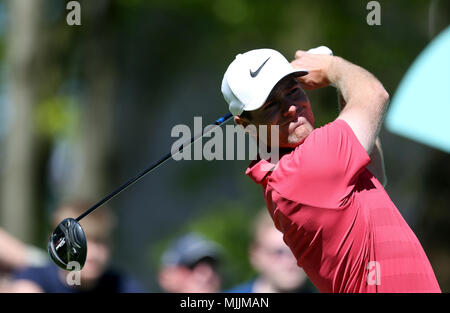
69, 0, 116, 200
0, 0, 45, 243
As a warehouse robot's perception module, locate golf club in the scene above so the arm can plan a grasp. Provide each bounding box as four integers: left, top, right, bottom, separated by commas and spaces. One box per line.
48, 112, 233, 271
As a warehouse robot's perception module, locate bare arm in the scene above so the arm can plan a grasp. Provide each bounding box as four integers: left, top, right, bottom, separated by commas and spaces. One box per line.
292, 52, 389, 154
0, 228, 27, 270
291, 52, 388, 184
4, 279, 44, 293
337, 91, 387, 186
328, 56, 390, 154
0, 228, 48, 272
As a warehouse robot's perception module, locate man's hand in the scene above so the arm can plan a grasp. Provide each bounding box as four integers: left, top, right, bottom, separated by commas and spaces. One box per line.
293, 50, 389, 155
290, 50, 334, 90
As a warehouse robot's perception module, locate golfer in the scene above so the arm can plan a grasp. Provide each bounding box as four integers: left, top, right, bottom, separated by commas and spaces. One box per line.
221, 48, 441, 293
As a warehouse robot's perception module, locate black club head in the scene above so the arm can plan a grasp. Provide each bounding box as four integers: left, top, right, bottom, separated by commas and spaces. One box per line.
48, 218, 87, 271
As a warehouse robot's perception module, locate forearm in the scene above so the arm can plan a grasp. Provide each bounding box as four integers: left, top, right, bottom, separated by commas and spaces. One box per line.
328, 56, 389, 153
292, 51, 389, 152
0, 228, 27, 270
328, 56, 388, 109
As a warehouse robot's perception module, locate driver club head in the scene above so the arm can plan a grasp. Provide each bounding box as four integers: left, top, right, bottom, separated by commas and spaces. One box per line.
48, 218, 87, 271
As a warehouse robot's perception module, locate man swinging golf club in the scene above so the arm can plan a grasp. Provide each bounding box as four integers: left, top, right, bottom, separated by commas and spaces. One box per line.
221, 47, 441, 293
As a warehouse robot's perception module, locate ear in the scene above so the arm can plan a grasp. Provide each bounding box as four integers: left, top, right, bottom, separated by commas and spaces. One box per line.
234, 115, 247, 127
235, 114, 259, 138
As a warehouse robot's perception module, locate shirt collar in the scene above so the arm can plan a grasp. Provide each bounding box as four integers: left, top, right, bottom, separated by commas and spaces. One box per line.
245, 158, 274, 184
246, 148, 296, 184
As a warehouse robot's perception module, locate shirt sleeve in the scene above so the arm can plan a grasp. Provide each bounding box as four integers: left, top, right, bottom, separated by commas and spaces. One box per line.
269, 119, 371, 208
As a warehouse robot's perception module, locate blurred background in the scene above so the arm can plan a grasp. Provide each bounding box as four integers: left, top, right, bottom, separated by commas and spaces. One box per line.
0, 0, 448, 292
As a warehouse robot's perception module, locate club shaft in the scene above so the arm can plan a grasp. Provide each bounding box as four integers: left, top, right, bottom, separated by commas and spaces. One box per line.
75, 112, 233, 222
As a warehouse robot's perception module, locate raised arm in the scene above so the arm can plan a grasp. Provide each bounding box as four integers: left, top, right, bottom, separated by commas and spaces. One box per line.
291, 51, 389, 184
326, 56, 389, 154
337, 91, 387, 186
292, 52, 389, 154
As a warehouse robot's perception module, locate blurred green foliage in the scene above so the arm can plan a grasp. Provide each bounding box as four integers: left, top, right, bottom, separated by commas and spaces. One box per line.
35, 97, 79, 139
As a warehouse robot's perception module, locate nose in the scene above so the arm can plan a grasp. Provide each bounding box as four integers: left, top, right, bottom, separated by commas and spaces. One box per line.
283, 104, 297, 118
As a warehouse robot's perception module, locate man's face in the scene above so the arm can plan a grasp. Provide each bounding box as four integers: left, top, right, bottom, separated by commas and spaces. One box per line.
236, 76, 315, 148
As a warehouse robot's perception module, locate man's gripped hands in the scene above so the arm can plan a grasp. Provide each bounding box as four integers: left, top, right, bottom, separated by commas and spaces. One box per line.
290, 50, 336, 90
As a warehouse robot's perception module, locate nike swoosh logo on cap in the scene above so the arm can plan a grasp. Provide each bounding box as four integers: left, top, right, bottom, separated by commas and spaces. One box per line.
250, 57, 271, 78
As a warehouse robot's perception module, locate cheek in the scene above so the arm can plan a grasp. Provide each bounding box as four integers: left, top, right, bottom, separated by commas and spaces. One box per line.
304, 105, 314, 126
254, 117, 282, 142
253, 108, 281, 125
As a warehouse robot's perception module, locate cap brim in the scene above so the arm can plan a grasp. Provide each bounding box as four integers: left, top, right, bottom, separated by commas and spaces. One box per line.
242, 69, 309, 113
291, 70, 309, 77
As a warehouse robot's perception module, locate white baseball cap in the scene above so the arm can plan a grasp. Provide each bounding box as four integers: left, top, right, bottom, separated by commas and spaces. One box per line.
221, 48, 308, 116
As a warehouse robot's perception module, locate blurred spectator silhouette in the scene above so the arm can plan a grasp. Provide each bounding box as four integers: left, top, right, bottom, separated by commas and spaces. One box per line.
158, 232, 222, 293
227, 209, 317, 293
0, 228, 47, 292
9, 200, 148, 293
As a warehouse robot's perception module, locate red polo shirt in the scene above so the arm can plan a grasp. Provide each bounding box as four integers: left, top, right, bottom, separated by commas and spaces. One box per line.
246, 119, 441, 293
